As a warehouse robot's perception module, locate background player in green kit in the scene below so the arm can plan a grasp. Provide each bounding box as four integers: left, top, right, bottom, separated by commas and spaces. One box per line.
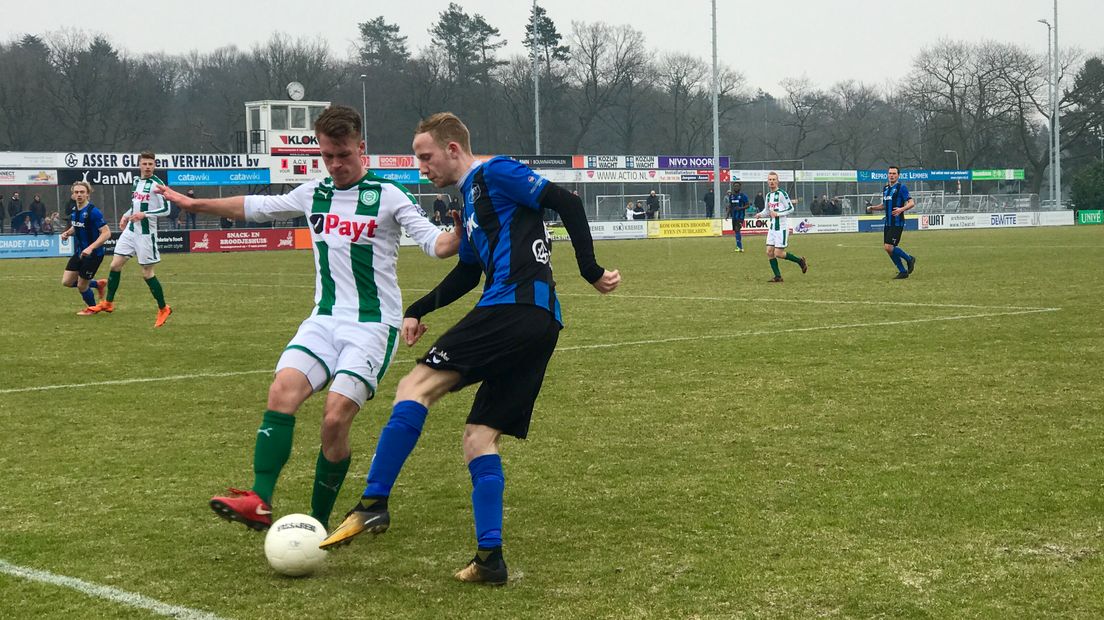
754, 171, 807, 282
157, 106, 460, 531
89, 151, 172, 327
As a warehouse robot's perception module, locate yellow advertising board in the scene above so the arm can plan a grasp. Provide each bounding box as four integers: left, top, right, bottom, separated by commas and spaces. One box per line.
646, 219, 723, 238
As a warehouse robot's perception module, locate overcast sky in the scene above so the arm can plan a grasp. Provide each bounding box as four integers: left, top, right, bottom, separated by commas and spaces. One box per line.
5, 1, 1101, 96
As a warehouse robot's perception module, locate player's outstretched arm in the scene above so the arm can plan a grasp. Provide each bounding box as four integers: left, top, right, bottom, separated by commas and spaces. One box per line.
155, 185, 246, 220
539, 182, 611, 286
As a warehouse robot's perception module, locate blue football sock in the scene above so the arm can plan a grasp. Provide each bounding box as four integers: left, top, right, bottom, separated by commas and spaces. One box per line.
80, 288, 96, 306
361, 400, 428, 498
735, 230, 742, 249
468, 454, 504, 549
892, 246, 913, 262
890, 253, 905, 272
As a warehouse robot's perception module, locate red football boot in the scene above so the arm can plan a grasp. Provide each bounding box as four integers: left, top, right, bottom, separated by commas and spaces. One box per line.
209, 488, 272, 531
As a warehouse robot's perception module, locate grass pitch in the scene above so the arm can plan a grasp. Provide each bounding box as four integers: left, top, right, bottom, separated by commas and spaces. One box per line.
1, 226, 1102, 619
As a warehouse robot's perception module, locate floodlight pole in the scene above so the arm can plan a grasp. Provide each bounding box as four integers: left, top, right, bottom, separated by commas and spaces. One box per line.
1053, 0, 1062, 208
710, 0, 721, 218
943, 149, 959, 171
943, 149, 959, 195
359, 74, 368, 144
1038, 19, 1054, 207
532, 0, 541, 155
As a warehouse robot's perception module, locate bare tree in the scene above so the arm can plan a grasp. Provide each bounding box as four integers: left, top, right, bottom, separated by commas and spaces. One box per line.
497, 55, 538, 152
654, 54, 709, 152
826, 80, 883, 168
908, 40, 1022, 168
248, 35, 341, 100
564, 22, 649, 152
772, 77, 839, 161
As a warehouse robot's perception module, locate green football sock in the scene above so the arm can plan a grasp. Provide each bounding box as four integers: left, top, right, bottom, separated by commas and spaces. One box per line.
311, 450, 351, 526
252, 410, 296, 505
770, 258, 781, 277
106, 270, 121, 301
144, 276, 166, 309
783, 253, 803, 264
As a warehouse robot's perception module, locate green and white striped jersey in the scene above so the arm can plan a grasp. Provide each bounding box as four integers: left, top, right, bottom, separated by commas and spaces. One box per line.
760, 189, 795, 231
243, 172, 445, 327
124, 175, 171, 236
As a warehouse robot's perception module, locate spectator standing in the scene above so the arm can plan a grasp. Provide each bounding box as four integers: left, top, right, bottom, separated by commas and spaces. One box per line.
0, 192, 5, 232
168, 196, 181, 230
646, 190, 660, 219
185, 190, 198, 228
703, 188, 715, 218
29, 194, 46, 235
754, 191, 765, 215
433, 194, 450, 225
8, 192, 22, 232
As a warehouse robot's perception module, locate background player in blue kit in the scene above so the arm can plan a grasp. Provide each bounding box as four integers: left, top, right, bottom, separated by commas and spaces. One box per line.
59, 181, 110, 315
727, 181, 751, 252
321, 112, 621, 586
866, 166, 917, 279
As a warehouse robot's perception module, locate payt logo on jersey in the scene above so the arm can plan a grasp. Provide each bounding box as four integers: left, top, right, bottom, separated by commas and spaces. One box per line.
309, 213, 378, 242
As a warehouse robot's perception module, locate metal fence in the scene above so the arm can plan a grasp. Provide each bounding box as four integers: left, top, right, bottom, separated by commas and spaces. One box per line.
832, 192, 1045, 216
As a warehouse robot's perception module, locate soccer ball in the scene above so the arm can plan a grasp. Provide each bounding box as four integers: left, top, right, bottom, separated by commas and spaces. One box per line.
264, 514, 328, 577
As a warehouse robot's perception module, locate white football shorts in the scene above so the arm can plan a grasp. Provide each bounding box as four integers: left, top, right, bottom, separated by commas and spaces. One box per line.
765, 228, 789, 248
276, 315, 400, 404
113, 228, 161, 265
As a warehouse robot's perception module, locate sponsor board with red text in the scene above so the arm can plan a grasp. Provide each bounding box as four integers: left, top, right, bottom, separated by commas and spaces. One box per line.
367, 155, 416, 169
189, 229, 298, 253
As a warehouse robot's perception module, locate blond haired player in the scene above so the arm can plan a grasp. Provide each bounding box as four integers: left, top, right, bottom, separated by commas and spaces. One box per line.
755, 171, 808, 282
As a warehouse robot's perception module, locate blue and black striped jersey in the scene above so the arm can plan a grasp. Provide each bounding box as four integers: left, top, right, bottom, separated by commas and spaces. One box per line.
881, 182, 911, 227
457, 156, 562, 324
69, 204, 107, 257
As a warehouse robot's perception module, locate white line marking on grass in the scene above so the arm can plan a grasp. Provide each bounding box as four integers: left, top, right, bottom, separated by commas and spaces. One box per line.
556, 307, 1060, 351
0, 559, 225, 620
0, 370, 271, 395
554, 292, 1052, 311
2, 307, 1058, 395
168, 281, 1044, 312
